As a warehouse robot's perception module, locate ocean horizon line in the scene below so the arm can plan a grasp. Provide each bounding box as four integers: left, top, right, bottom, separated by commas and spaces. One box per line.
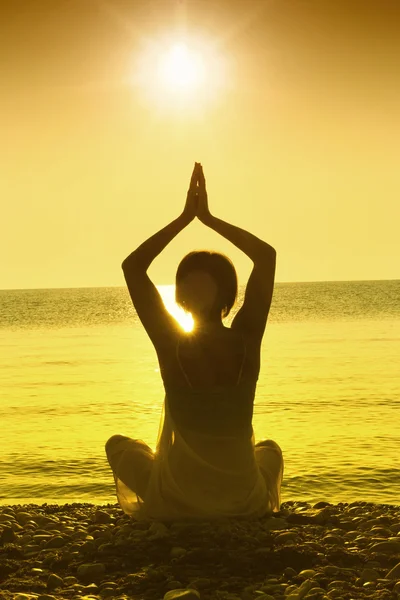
1, 277, 399, 293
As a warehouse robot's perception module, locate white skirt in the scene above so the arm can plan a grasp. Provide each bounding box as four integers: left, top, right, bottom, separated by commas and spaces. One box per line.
105, 395, 283, 520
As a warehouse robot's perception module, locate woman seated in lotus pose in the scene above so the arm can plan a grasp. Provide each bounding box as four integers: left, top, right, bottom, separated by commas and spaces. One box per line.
105, 163, 284, 520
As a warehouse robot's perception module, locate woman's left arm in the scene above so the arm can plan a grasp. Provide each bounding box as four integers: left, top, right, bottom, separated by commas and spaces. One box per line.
122, 163, 200, 271
121, 164, 200, 348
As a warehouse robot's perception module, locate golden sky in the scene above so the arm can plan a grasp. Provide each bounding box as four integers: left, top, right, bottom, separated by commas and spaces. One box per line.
1, 0, 399, 289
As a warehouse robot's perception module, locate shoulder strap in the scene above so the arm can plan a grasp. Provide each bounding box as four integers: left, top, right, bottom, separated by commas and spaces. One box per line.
236, 334, 247, 386
176, 337, 193, 388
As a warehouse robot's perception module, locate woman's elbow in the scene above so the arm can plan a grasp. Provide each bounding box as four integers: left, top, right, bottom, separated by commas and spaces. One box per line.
260, 243, 276, 259
121, 253, 145, 272
121, 255, 135, 271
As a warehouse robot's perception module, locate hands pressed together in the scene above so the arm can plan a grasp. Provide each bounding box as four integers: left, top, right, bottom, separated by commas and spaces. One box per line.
182, 162, 212, 225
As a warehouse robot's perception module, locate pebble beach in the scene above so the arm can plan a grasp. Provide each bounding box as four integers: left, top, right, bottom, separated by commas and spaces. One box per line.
1, 501, 400, 600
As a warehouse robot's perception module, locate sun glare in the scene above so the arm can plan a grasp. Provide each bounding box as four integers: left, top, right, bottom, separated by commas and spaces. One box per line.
158, 43, 205, 92
158, 285, 194, 332
133, 34, 229, 112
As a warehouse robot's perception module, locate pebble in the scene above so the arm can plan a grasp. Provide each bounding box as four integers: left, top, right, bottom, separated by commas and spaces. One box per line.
170, 546, 188, 558
94, 509, 113, 524
275, 531, 299, 544
298, 570, 317, 579
164, 589, 200, 599
323, 534, 344, 546
165, 580, 185, 590
0, 514, 15, 523
1, 500, 399, 600
263, 517, 288, 530
99, 588, 116, 598
284, 567, 298, 579
44, 535, 67, 548
1, 525, 17, 543
77, 562, 106, 582
190, 577, 211, 589
386, 561, 400, 579
360, 567, 379, 582
46, 573, 63, 590
303, 590, 325, 600
15, 512, 34, 525
286, 508, 331, 525
148, 520, 170, 538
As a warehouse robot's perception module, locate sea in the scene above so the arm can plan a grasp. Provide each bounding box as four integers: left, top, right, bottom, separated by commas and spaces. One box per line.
0, 280, 399, 508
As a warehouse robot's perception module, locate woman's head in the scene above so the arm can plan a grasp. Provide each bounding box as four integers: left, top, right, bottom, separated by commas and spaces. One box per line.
175, 250, 238, 320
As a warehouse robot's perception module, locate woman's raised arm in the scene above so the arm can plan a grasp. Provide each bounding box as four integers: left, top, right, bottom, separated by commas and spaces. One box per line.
196, 164, 276, 338
122, 163, 200, 272
121, 163, 200, 348
196, 165, 275, 261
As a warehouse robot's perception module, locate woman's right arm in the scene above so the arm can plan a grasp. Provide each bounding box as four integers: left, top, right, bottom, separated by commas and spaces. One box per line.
197, 164, 275, 260
203, 214, 276, 262
207, 214, 276, 339
197, 165, 276, 338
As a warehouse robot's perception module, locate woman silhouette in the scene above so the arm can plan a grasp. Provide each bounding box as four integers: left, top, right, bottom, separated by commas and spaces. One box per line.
105, 163, 284, 520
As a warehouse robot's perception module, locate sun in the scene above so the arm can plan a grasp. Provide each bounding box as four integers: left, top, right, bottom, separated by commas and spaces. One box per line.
133, 34, 229, 112
158, 43, 205, 92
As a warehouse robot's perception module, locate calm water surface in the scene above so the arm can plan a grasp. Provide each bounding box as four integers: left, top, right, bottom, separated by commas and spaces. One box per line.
0, 280, 399, 507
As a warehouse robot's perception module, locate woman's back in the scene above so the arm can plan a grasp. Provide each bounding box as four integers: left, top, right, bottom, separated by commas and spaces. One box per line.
162, 329, 257, 439
158, 327, 261, 392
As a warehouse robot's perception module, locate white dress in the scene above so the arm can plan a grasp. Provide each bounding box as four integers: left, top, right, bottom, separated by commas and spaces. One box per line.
107, 342, 283, 520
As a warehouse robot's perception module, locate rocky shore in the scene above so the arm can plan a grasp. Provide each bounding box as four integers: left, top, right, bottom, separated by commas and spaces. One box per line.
1, 500, 400, 600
